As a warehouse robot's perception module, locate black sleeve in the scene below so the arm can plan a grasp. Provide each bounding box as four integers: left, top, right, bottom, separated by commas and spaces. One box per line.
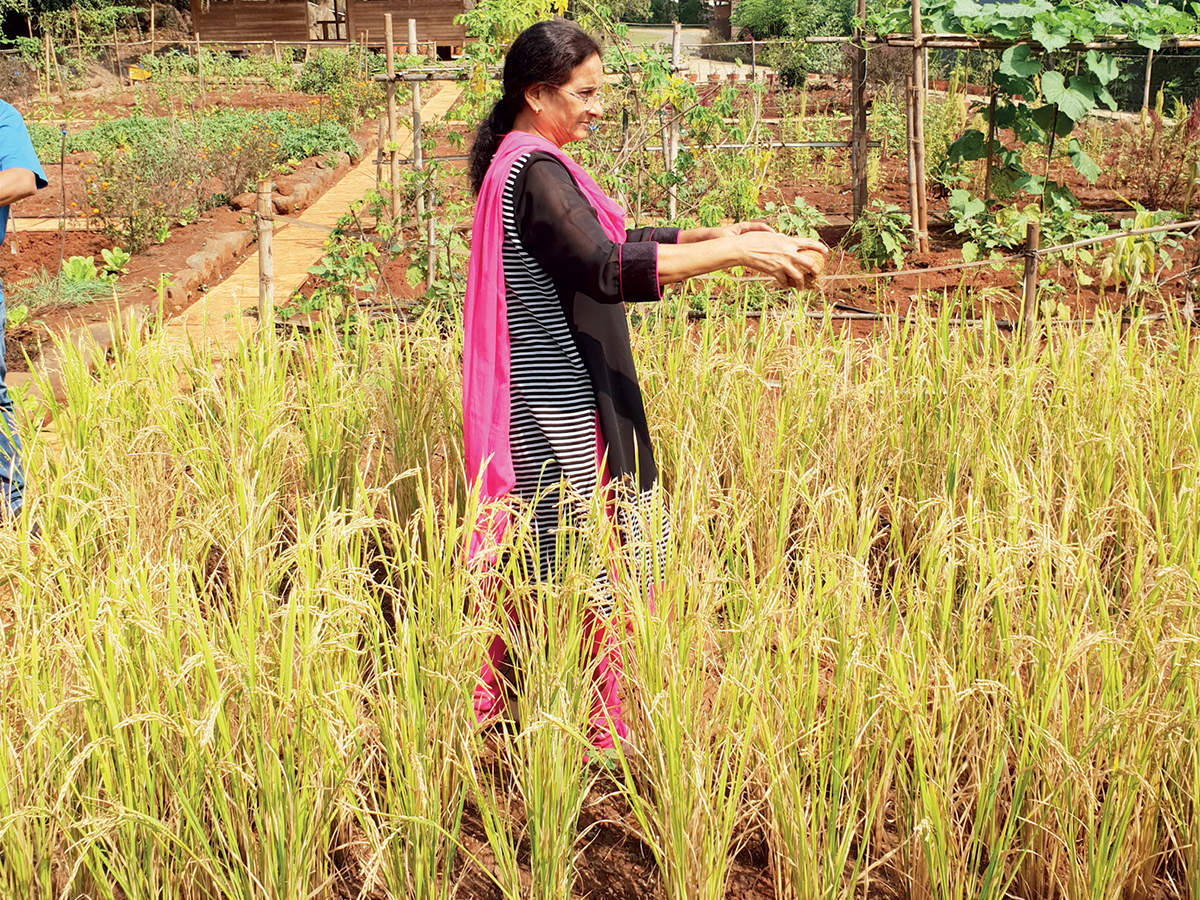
513, 155, 662, 304
626, 225, 680, 244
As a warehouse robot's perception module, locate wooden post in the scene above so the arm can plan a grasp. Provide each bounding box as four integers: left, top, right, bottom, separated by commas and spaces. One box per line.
426, 204, 436, 291
906, 76, 920, 248
384, 15, 400, 219
257, 180, 275, 329
983, 86, 997, 207
150, 4, 156, 56
910, 0, 930, 253
1142, 49, 1155, 112
196, 32, 205, 103
273, 40, 281, 64
43, 32, 53, 96
409, 18, 425, 223
111, 25, 121, 81
667, 22, 681, 221
750, 38, 756, 81
850, 0, 868, 219
1021, 220, 1040, 339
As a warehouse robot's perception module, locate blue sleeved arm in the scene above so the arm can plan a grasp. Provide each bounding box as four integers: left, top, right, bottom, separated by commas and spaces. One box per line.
0, 100, 47, 189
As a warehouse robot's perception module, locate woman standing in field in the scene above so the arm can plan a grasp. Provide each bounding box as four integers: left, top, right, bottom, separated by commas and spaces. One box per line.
463, 18, 828, 752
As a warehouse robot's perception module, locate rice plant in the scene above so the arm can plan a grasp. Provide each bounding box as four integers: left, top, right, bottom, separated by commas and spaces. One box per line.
0, 297, 1197, 899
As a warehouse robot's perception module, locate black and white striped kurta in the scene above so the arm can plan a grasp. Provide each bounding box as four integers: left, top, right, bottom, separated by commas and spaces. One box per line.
500, 150, 674, 603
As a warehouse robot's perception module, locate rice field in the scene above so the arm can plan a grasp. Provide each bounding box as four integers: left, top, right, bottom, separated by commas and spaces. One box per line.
1, 300, 1198, 899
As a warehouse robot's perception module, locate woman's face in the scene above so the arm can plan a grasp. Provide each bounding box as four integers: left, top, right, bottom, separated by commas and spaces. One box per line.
528, 53, 605, 146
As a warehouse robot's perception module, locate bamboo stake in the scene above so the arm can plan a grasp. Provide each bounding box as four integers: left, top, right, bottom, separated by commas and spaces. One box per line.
410, 18, 424, 223
258, 180, 275, 329
52, 35, 68, 100
983, 85, 997, 207
376, 117, 385, 191
43, 32, 52, 96
911, 0, 930, 252
425, 203, 436, 291
1021, 220, 1040, 339
668, 22, 681, 221
850, 0, 868, 218
384, 15, 400, 219
273, 40, 281, 64
196, 32, 205, 102
1142, 49, 1154, 111
150, 4, 156, 56
906, 76, 920, 248
115, 25, 127, 84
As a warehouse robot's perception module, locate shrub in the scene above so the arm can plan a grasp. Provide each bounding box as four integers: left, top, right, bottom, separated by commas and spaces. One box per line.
774, 45, 809, 89
848, 201, 911, 269
296, 48, 386, 129
1107, 98, 1200, 210
84, 128, 203, 252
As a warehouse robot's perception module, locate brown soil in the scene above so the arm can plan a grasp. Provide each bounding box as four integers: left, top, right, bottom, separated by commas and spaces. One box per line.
16, 84, 320, 124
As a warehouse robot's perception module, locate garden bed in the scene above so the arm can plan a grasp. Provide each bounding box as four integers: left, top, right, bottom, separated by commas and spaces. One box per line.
1, 103, 397, 371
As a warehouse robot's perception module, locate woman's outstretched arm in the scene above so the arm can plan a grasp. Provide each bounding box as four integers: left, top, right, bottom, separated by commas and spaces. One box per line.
656, 231, 829, 289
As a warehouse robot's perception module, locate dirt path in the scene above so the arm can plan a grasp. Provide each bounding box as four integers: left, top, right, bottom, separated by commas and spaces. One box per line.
161, 84, 461, 353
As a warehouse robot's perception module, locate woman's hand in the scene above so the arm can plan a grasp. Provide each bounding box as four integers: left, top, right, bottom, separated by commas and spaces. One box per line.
737, 232, 829, 289
656, 229, 830, 288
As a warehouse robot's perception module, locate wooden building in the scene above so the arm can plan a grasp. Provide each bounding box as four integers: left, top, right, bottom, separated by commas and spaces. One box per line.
189, 0, 471, 53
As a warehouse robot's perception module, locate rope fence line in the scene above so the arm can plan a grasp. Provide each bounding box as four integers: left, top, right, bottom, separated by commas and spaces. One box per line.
689, 216, 1200, 335
698, 217, 1200, 287
685, 307, 1171, 331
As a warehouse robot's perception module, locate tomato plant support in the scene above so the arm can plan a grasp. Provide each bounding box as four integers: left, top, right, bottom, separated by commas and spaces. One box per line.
1021, 220, 1040, 341
384, 14, 400, 220
410, 18, 425, 225
906, 76, 920, 248
851, 0, 868, 219
196, 33, 204, 102
668, 22, 681, 223
910, 0, 930, 252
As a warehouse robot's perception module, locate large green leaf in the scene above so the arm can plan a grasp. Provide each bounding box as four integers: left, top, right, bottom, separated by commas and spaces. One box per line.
1066, 139, 1101, 183
1031, 18, 1071, 51
947, 129, 988, 162
999, 44, 1042, 78
1041, 71, 1095, 122
1030, 104, 1076, 138
1084, 50, 1118, 86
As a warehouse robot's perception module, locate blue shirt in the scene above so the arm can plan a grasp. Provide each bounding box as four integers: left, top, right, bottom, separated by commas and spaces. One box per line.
0, 99, 48, 249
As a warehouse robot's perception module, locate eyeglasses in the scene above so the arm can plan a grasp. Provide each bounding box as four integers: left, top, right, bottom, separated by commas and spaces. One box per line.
551, 83, 608, 110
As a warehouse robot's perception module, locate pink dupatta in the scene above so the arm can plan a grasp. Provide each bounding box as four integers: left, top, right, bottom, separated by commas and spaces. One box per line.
462, 130, 627, 563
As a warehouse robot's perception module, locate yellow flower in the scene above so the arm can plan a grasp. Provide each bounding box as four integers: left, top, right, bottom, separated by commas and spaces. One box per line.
91, 207, 99, 213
